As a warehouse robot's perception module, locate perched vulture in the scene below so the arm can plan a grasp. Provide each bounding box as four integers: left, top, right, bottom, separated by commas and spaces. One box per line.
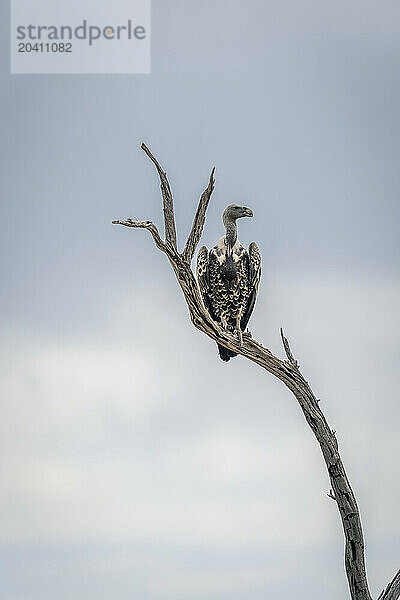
196, 204, 261, 361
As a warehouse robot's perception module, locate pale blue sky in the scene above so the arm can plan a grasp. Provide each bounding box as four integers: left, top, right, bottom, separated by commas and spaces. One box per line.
0, 1, 399, 599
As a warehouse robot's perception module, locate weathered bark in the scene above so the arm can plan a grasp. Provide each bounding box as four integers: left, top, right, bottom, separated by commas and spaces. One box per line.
182, 166, 215, 263
378, 571, 400, 600
112, 145, 398, 600
141, 143, 177, 248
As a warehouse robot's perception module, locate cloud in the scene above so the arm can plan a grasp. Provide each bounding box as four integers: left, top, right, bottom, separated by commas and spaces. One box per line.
0, 275, 398, 566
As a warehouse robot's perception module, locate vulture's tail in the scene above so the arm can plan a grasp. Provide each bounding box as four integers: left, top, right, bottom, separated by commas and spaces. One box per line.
217, 343, 238, 362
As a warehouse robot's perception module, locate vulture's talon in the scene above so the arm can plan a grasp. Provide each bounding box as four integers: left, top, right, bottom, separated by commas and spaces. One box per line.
236, 328, 243, 348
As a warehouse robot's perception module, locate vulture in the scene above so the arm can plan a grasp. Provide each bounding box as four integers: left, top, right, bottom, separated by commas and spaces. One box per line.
196, 204, 261, 361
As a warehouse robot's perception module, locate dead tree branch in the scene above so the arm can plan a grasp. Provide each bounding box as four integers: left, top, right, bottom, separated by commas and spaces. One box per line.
183, 167, 215, 262
111, 218, 167, 253
112, 145, 398, 600
378, 571, 400, 600
141, 143, 177, 249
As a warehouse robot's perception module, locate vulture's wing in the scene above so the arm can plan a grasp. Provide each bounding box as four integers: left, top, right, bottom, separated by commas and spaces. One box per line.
196, 246, 213, 316
241, 241, 261, 330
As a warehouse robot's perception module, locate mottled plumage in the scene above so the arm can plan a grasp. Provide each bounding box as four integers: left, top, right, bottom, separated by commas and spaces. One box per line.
197, 205, 261, 361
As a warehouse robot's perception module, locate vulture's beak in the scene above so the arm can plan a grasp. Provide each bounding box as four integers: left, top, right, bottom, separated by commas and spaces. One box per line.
244, 207, 253, 217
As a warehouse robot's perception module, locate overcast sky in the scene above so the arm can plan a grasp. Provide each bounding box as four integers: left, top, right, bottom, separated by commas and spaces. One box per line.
0, 1, 399, 599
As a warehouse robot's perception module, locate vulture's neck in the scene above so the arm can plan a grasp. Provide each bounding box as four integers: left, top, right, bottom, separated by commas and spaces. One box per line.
224, 220, 237, 254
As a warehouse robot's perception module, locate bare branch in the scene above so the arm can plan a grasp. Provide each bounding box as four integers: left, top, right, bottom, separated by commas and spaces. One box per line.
276, 333, 372, 600
183, 167, 215, 262
112, 218, 167, 253
327, 489, 337, 501
378, 570, 400, 600
141, 143, 177, 249
112, 146, 398, 600
280, 327, 298, 367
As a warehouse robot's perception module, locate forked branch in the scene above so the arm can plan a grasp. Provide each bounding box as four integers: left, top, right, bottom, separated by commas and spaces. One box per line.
141, 143, 177, 249
183, 167, 215, 262
112, 145, 398, 600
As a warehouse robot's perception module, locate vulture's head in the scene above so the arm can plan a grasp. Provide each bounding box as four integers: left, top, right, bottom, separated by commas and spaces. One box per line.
222, 204, 253, 226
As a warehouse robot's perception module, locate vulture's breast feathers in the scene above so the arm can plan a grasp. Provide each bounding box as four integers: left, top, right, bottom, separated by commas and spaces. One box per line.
212, 237, 246, 284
